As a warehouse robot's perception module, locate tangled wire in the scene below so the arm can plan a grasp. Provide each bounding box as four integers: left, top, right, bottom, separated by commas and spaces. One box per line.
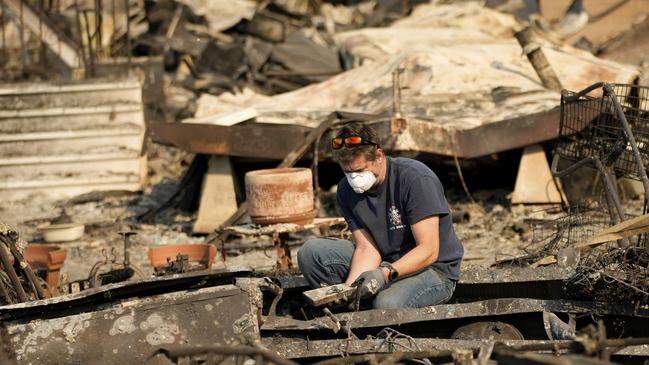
495, 207, 649, 306
567, 242, 649, 305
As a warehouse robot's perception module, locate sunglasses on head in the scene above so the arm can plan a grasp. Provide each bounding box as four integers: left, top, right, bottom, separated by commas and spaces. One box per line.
331, 135, 378, 150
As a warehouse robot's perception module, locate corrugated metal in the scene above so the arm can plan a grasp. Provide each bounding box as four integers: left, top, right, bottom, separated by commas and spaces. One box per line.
0, 79, 147, 200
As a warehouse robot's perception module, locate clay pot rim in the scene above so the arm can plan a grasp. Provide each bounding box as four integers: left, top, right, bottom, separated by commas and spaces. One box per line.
245, 167, 310, 176
37, 222, 84, 231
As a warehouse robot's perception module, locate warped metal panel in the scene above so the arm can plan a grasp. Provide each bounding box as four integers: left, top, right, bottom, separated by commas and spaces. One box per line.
1, 285, 259, 364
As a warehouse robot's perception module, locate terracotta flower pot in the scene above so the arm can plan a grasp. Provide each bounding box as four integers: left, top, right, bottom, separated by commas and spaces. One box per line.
245, 167, 316, 225
24, 245, 67, 292
148, 244, 216, 270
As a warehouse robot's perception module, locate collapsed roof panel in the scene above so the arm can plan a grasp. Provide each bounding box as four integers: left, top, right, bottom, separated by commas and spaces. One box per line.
184, 41, 636, 129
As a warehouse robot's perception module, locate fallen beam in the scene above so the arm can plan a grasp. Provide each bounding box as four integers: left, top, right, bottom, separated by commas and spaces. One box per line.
301, 266, 576, 307
150, 108, 561, 160
264, 337, 649, 359
261, 298, 649, 332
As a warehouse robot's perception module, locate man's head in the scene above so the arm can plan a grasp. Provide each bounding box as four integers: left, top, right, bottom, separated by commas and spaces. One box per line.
332, 124, 386, 193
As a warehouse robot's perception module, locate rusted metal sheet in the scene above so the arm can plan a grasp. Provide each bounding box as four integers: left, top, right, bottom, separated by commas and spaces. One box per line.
260, 299, 649, 332
264, 338, 566, 359
273, 266, 573, 292
459, 266, 574, 284
0, 285, 260, 364
150, 107, 561, 160
0, 270, 249, 321
264, 337, 649, 360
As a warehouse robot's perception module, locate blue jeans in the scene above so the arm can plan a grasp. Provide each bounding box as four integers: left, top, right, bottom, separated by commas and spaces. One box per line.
297, 238, 456, 309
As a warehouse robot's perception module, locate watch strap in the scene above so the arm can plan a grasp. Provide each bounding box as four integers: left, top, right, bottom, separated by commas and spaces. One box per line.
380, 262, 399, 281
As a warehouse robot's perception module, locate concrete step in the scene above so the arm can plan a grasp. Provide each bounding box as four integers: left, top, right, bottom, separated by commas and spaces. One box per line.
0, 153, 144, 177
0, 105, 143, 133
0, 132, 143, 158
0, 78, 147, 201
0, 172, 144, 201
0, 80, 142, 110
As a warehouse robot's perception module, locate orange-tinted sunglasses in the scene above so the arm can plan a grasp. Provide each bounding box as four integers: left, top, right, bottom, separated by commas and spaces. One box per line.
331, 136, 377, 150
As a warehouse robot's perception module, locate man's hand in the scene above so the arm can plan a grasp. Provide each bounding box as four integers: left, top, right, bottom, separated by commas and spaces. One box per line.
351, 268, 387, 298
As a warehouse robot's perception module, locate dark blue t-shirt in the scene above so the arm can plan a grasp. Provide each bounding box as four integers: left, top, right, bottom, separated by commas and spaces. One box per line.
336, 156, 463, 280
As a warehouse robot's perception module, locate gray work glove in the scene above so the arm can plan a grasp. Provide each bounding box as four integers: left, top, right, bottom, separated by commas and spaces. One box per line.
351, 268, 387, 298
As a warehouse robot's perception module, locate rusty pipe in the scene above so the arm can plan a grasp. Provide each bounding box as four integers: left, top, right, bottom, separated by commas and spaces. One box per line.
0, 240, 28, 302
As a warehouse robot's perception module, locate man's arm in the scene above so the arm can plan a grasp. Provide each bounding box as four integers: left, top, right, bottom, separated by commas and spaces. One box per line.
386, 216, 440, 280
344, 229, 382, 285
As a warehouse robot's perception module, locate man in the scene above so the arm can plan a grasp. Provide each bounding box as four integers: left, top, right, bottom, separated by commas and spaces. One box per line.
298, 124, 464, 309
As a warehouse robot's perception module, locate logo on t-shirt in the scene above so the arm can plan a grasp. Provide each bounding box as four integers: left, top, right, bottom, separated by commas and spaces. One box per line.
388, 205, 405, 230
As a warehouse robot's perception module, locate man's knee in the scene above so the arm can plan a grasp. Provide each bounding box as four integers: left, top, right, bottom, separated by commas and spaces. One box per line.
297, 239, 321, 273
373, 291, 408, 309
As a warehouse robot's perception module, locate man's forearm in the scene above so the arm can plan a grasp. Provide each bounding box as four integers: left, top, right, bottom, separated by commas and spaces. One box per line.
391, 244, 438, 279
345, 245, 381, 285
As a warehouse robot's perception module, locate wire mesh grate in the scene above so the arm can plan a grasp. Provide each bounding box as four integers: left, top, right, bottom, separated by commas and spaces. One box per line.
526, 208, 610, 257
555, 83, 649, 180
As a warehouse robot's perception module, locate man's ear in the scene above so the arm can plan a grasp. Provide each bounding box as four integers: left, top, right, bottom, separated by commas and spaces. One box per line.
376, 148, 385, 161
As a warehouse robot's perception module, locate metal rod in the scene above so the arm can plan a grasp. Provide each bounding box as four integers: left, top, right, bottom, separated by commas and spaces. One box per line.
562, 82, 605, 103
392, 68, 402, 118
0, 240, 28, 302
38, 0, 44, 67
82, 9, 95, 76
593, 158, 626, 224
603, 83, 649, 213
95, 0, 102, 59
163, 6, 182, 55
0, 270, 13, 304
123, 0, 130, 68
1, 0, 6, 65
73, 0, 87, 73
550, 155, 626, 224
19, 0, 26, 74
111, 0, 115, 61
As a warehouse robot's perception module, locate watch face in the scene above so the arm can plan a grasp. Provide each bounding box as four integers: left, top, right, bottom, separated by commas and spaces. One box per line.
389, 269, 398, 280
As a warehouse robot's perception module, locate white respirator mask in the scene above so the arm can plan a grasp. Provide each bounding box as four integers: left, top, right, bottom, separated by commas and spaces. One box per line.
345, 171, 377, 194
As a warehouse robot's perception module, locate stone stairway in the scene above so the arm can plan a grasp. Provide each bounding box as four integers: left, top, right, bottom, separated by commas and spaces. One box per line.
0, 79, 147, 200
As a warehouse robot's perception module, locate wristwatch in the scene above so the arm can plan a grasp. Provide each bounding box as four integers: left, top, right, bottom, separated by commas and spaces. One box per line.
380, 262, 399, 282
